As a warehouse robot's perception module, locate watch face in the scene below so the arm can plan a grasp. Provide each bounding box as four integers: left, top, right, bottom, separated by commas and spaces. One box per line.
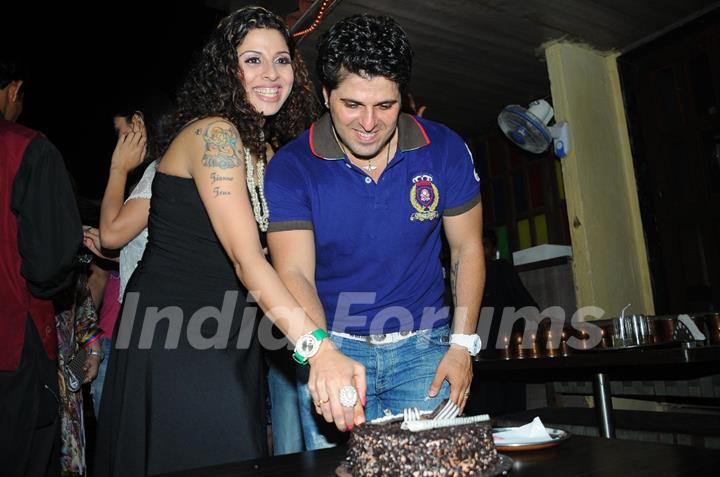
296, 334, 319, 358
451, 334, 482, 355
471, 336, 482, 354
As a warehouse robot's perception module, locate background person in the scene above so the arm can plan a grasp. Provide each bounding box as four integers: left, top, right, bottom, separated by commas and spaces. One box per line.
0, 55, 82, 477
465, 229, 537, 417
86, 94, 170, 416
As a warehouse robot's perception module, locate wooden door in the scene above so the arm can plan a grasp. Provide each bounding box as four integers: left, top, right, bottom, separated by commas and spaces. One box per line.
619, 10, 720, 313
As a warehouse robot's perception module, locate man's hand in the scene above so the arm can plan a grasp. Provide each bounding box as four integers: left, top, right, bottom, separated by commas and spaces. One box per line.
83, 342, 102, 383
428, 345, 473, 413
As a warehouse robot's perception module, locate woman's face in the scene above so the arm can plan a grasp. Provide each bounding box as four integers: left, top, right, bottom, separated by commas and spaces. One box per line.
113, 116, 132, 135
237, 28, 294, 117
113, 113, 144, 135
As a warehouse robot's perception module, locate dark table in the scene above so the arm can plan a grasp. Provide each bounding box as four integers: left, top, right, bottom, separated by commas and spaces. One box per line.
158, 435, 720, 476
473, 344, 720, 438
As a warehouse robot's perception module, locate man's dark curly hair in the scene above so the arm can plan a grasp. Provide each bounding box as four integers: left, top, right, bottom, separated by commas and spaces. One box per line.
316, 14, 413, 94
0, 57, 24, 88
158, 6, 319, 159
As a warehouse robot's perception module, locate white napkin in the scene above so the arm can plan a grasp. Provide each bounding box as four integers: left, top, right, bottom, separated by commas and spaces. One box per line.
493, 417, 552, 444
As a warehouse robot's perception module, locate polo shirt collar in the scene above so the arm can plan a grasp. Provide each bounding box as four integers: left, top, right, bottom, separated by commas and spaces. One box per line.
308, 112, 431, 160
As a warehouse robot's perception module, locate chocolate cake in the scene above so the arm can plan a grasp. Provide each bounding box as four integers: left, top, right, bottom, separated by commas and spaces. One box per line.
344, 414, 501, 476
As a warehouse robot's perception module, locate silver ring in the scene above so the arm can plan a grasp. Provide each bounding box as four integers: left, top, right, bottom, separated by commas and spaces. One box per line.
339, 385, 358, 407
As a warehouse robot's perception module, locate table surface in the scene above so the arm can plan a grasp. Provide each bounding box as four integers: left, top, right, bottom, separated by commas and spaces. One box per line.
158, 435, 720, 477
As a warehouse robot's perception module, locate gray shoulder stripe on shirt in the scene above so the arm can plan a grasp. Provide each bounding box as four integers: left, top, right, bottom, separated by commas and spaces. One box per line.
443, 192, 481, 217
267, 220, 314, 232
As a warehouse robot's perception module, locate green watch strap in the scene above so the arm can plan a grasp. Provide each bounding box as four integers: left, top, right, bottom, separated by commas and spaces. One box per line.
292, 329, 329, 365
311, 328, 330, 341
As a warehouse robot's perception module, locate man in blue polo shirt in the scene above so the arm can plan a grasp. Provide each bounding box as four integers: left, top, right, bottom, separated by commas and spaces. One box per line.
265, 14, 485, 449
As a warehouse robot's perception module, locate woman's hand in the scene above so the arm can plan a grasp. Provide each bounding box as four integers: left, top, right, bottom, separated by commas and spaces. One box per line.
110, 120, 147, 174
83, 226, 118, 262
307, 341, 366, 432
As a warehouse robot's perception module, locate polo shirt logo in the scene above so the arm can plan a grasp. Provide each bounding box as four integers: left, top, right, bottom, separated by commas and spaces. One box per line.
409, 174, 439, 222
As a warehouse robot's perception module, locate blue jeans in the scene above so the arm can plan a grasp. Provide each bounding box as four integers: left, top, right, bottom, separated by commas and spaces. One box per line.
297, 325, 452, 450
90, 337, 112, 418
267, 357, 304, 455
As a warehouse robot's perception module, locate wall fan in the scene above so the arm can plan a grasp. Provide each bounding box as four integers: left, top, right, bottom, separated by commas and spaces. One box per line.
497, 99, 570, 158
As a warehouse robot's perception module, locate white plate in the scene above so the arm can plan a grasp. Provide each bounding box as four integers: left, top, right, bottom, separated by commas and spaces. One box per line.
493, 426, 570, 451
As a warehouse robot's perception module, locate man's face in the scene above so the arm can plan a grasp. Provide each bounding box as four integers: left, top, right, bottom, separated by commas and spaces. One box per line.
483, 238, 497, 260
324, 72, 401, 160
1, 80, 24, 122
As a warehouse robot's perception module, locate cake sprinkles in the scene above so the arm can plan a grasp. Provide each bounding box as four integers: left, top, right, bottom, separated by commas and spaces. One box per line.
343, 412, 502, 476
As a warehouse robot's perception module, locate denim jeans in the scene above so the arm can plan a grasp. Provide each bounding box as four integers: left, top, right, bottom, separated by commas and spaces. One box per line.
90, 337, 112, 418
297, 325, 452, 450
267, 357, 304, 455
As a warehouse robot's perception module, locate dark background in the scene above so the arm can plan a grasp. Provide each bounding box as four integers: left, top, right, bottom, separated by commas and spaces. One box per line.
3, 2, 287, 200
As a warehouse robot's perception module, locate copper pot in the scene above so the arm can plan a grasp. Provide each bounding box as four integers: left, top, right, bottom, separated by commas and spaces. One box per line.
703, 313, 720, 344
650, 315, 676, 343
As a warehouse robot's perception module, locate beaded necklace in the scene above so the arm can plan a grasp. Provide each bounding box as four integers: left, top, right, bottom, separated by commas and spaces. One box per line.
244, 147, 269, 232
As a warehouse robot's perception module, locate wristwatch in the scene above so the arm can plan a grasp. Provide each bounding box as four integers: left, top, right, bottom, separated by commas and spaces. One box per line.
87, 348, 105, 362
449, 333, 482, 356
293, 329, 330, 365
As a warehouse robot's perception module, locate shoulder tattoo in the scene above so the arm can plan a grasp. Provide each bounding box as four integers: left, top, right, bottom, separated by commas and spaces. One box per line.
201, 120, 242, 169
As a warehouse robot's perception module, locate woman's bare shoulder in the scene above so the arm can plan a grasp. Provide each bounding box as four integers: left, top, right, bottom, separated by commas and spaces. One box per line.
159, 117, 245, 176
180, 117, 239, 140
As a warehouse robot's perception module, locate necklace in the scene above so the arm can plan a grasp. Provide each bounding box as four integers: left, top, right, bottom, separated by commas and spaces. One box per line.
334, 127, 394, 175
244, 147, 269, 232
364, 138, 392, 173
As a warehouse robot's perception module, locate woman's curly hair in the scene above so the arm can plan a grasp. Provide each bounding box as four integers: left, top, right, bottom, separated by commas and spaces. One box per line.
157, 6, 319, 160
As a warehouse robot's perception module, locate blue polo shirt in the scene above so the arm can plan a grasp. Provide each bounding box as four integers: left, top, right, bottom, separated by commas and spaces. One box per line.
265, 113, 480, 335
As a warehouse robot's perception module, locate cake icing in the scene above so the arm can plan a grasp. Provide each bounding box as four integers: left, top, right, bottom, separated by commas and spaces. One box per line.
344, 412, 500, 476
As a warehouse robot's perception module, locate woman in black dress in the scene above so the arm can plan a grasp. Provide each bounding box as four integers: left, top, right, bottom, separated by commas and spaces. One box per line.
95, 7, 366, 476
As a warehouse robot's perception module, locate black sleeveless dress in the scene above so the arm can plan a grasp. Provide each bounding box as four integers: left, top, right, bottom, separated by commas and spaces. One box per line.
95, 172, 267, 476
